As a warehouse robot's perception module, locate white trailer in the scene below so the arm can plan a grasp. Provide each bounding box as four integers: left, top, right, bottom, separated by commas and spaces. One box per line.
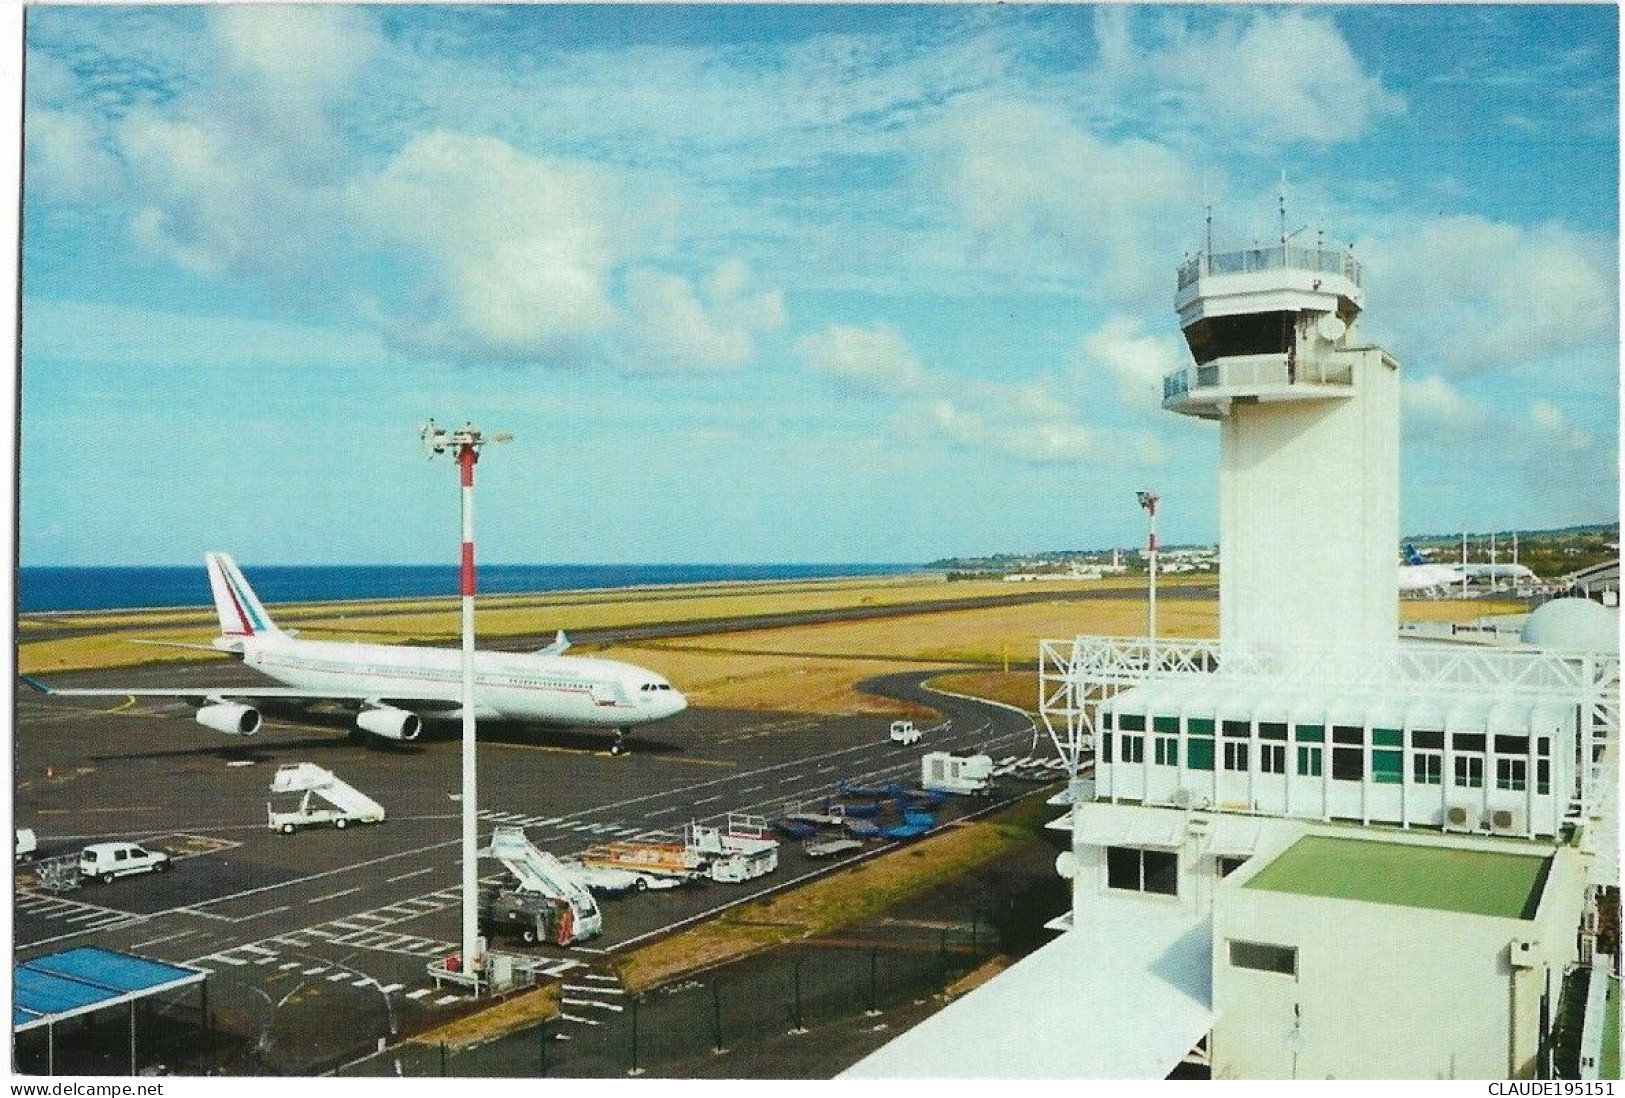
921, 751, 994, 796
685, 813, 779, 883
266, 763, 385, 832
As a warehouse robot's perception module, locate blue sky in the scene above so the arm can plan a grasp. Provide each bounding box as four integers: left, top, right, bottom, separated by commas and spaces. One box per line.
20, 4, 1619, 566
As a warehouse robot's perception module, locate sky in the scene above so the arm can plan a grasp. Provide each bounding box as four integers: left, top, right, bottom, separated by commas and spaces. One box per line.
18, 3, 1620, 567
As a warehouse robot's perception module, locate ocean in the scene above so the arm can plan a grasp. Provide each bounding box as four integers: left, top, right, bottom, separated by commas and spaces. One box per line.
17, 562, 922, 614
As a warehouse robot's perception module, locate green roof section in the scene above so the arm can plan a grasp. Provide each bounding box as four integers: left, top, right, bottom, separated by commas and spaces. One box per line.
1243, 835, 1551, 920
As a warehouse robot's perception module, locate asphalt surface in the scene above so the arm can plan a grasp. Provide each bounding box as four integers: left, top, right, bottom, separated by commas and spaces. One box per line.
14, 645, 1052, 1075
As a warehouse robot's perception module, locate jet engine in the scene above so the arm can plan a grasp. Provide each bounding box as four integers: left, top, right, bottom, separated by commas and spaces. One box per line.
357, 707, 422, 741
196, 702, 262, 736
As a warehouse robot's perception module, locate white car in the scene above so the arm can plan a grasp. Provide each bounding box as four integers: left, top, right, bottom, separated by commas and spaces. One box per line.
79, 842, 171, 884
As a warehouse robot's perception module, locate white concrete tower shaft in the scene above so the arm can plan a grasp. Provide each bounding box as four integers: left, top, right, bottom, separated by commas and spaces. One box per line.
1164, 237, 1400, 651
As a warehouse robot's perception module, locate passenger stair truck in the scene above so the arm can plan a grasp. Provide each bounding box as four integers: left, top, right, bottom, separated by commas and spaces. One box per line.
487, 826, 603, 945
684, 813, 780, 883
920, 751, 994, 796
266, 763, 386, 832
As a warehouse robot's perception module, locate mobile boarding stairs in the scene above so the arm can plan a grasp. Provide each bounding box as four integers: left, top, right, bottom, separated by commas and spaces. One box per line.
266, 763, 385, 832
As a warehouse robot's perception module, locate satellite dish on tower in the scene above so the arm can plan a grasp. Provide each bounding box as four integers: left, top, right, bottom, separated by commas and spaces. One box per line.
1316, 313, 1347, 343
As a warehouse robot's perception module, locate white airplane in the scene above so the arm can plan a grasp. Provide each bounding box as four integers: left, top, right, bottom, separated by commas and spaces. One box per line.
1399, 545, 1537, 592
1399, 546, 1465, 594
24, 553, 688, 754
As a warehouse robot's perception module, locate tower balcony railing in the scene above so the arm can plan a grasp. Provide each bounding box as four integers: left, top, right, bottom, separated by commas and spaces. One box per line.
1178, 243, 1361, 291
1162, 353, 1355, 403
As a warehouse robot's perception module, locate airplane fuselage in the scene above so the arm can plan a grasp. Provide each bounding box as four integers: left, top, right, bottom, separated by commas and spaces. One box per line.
241, 635, 686, 729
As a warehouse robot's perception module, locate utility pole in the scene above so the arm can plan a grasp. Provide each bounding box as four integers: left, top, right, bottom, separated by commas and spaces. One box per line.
422, 419, 511, 983
1137, 492, 1159, 657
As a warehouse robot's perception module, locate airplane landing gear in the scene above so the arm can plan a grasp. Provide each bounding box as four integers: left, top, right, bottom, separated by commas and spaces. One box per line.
610, 728, 629, 756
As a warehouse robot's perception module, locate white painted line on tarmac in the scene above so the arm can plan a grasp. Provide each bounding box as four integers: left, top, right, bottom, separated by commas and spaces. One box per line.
405, 988, 432, 1000
327, 972, 352, 983
379, 983, 405, 994
559, 1013, 600, 1026
131, 930, 198, 950
385, 867, 434, 884
693, 795, 721, 805
434, 995, 461, 1006
309, 888, 361, 904
351, 977, 375, 988
242, 905, 291, 920
564, 984, 623, 995
562, 999, 624, 1013
279, 962, 302, 971
209, 955, 249, 966
301, 966, 328, 976
579, 973, 619, 983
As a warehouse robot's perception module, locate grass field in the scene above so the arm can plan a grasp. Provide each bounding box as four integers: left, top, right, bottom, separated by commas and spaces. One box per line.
18, 574, 1526, 718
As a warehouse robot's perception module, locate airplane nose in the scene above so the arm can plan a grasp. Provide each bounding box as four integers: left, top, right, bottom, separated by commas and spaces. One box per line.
667, 690, 688, 717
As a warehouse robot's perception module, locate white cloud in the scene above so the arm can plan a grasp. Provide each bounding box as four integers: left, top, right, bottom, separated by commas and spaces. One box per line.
921, 97, 1199, 304
1135, 11, 1407, 145
352, 131, 622, 362
1073, 315, 1186, 409
1360, 215, 1617, 376
618, 261, 785, 372
797, 321, 928, 395
25, 108, 122, 203
1402, 374, 1488, 439
1528, 400, 1596, 452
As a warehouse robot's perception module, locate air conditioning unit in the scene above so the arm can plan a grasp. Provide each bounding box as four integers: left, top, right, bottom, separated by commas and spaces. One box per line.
1444, 803, 1475, 832
1170, 788, 1193, 809
1486, 807, 1524, 835
1509, 937, 1540, 969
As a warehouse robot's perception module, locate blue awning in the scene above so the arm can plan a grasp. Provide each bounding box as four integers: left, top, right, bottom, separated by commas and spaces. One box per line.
14, 947, 208, 1032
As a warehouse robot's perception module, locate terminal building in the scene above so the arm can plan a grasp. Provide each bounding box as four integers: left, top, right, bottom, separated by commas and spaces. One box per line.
847, 221, 1620, 1080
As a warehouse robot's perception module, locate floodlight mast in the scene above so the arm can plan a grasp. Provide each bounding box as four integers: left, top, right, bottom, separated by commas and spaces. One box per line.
1137, 491, 1159, 658
421, 419, 510, 983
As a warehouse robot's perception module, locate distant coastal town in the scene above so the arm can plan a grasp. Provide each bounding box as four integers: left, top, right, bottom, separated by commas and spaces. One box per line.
929, 522, 1619, 582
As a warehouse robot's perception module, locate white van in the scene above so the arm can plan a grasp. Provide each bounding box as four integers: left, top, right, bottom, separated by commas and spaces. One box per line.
15, 828, 37, 862
79, 842, 171, 884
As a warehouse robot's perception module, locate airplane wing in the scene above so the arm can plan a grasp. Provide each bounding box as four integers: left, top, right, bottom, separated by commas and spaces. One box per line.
20, 677, 462, 706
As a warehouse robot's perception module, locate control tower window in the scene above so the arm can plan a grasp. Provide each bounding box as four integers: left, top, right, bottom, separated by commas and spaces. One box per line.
1181, 311, 1296, 366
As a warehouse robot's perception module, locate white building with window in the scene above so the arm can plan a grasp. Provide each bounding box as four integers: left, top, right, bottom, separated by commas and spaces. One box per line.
846, 227, 1619, 1081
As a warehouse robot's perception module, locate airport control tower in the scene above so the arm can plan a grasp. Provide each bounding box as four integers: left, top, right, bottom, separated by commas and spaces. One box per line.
1162, 224, 1399, 652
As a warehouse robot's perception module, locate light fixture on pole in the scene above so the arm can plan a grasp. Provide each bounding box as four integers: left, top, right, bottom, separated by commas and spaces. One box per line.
421, 418, 511, 986
1137, 491, 1159, 656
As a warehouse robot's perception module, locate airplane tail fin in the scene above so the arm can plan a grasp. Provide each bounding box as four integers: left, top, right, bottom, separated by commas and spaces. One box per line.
206, 553, 282, 641
1404, 544, 1425, 566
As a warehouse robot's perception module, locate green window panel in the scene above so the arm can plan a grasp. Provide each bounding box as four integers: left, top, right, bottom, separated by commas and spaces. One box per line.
1372, 749, 1403, 784
1188, 739, 1215, 771
1100, 732, 1113, 764
1155, 737, 1179, 767
1294, 725, 1324, 743
1373, 729, 1402, 748
1153, 716, 1180, 735
1296, 745, 1323, 777
1259, 722, 1288, 741
1119, 714, 1146, 732
1188, 718, 1215, 737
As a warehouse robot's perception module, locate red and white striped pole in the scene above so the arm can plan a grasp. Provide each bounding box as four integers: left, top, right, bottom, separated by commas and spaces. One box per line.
456, 436, 480, 975
1138, 491, 1159, 656
422, 419, 508, 987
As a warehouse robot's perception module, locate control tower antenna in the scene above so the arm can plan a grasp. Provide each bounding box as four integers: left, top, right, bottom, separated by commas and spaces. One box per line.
1278, 171, 1287, 247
